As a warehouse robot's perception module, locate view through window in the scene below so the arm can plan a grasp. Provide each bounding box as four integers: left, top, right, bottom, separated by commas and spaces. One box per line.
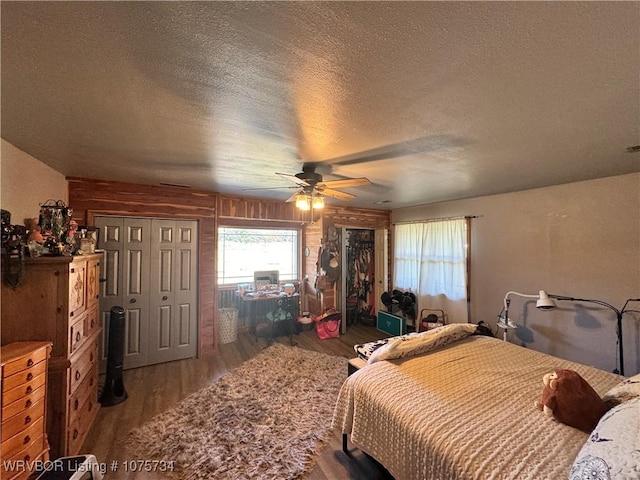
217, 227, 299, 285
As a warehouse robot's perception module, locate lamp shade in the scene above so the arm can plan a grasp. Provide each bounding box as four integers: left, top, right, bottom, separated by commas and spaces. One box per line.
311, 195, 325, 209
295, 194, 311, 210
535, 290, 556, 310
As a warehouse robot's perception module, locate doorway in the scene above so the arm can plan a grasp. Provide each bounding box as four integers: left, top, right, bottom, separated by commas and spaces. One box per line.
336, 227, 388, 334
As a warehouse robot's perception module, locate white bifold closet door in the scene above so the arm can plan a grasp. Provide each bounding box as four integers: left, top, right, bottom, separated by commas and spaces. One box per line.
96, 216, 198, 370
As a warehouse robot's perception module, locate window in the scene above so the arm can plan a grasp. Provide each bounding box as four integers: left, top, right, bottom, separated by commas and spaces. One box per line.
217, 227, 299, 285
393, 218, 469, 322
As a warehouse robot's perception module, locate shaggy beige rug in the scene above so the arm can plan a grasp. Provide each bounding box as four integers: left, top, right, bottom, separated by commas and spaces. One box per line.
127, 343, 347, 480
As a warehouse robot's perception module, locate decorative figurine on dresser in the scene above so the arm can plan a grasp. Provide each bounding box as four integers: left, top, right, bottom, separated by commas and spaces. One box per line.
1, 341, 52, 480
1, 253, 102, 458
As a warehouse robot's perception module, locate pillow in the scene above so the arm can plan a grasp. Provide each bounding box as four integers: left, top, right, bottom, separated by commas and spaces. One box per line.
568, 397, 640, 480
602, 373, 640, 408
367, 323, 477, 364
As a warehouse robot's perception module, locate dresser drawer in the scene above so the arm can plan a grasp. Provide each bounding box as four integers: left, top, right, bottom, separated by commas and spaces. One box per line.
68, 365, 97, 427
2, 359, 47, 394
2, 372, 46, 406
1, 399, 45, 443
69, 315, 86, 356
2, 346, 48, 380
68, 342, 97, 395
66, 392, 99, 456
1, 433, 46, 479
84, 305, 100, 340
2, 384, 45, 421
1, 415, 45, 458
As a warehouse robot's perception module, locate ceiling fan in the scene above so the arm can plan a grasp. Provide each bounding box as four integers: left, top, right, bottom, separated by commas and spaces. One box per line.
275, 165, 371, 209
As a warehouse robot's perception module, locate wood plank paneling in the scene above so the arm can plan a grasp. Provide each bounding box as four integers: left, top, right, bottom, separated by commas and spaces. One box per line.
68, 177, 219, 357
323, 205, 391, 230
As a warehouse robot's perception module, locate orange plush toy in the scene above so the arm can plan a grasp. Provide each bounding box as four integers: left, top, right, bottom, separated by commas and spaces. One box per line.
536, 369, 607, 432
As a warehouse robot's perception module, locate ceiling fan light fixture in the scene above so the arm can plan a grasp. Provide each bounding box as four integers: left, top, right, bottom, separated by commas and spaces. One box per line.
295, 193, 311, 211
312, 195, 325, 209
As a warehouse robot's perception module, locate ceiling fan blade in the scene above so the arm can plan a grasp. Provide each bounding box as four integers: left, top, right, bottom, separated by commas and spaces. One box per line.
320, 188, 356, 201
285, 190, 303, 203
276, 172, 310, 186
319, 177, 371, 189
243, 186, 299, 192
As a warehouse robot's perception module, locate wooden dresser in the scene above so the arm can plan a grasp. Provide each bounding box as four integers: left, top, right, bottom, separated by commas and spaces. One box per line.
1, 341, 52, 480
1, 253, 102, 458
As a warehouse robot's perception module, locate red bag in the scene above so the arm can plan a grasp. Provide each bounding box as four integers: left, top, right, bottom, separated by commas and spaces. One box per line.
315, 310, 341, 339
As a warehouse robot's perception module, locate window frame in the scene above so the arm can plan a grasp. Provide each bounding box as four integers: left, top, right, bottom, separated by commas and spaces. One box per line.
216, 221, 302, 286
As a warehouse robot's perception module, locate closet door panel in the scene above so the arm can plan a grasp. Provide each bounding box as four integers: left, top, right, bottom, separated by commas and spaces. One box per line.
173, 221, 198, 358
121, 218, 151, 369
148, 220, 176, 365
96, 217, 124, 371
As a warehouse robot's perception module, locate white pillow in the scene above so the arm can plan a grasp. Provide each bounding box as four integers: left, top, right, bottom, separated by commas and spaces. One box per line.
602, 373, 640, 407
568, 397, 640, 480
367, 323, 477, 364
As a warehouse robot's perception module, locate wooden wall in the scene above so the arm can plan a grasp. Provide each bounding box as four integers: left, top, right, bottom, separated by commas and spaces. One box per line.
323, 205, 391, 231
67, 177, 391, 356
67, 177, 219, 356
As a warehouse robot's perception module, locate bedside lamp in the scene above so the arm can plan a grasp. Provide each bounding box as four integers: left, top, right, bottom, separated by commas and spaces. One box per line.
498, 290, 555, 341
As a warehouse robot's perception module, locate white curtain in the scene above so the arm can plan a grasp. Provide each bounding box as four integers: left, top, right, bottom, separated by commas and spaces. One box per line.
393, 218, 468, 323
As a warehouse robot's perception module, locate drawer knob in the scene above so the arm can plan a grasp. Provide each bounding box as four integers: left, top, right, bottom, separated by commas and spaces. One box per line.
73, 429, 78, 440
70, 311, 74, 317
27, 359, 34, 367
74, 399, 79, 410
76, 332, 82, 342
75, 371, 81, 381
90, 352, 94, 362
24, 416, 31, 425
24, 455, 30, 462
23, 435, 30, 445
25, 399, 32, 408
26, 373, 33, 381
26, 386, 33, 394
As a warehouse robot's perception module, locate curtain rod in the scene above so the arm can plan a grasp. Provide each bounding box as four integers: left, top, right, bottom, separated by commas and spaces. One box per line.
393, 215, 479, 226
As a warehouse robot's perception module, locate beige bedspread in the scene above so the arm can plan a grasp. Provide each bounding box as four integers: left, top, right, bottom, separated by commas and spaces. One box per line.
332, 335, 622, 480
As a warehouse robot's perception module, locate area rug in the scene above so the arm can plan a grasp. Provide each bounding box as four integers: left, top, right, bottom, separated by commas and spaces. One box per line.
126, 343, 347, 480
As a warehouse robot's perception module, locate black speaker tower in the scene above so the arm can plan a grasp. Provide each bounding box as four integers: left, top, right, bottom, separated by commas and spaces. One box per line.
99, 306, 128, 406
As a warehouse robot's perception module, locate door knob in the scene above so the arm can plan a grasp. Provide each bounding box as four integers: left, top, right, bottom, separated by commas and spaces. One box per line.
130, 298, 136, 304
162, 295, 168, 301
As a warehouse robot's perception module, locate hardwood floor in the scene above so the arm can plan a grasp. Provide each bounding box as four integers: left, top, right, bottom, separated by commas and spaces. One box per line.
81, 324, 394, 479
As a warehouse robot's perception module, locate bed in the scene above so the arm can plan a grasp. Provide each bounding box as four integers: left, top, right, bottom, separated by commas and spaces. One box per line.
332, 324, 640, 480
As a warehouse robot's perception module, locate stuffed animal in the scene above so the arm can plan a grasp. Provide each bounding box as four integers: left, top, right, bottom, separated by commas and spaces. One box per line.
536, 368, 607, 432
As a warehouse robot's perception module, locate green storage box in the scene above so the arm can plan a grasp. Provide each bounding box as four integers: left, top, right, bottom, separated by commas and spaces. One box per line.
377, 311, 406, 336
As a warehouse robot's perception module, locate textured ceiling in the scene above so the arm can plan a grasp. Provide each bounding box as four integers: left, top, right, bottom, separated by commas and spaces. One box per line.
2, 1, 639, 209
